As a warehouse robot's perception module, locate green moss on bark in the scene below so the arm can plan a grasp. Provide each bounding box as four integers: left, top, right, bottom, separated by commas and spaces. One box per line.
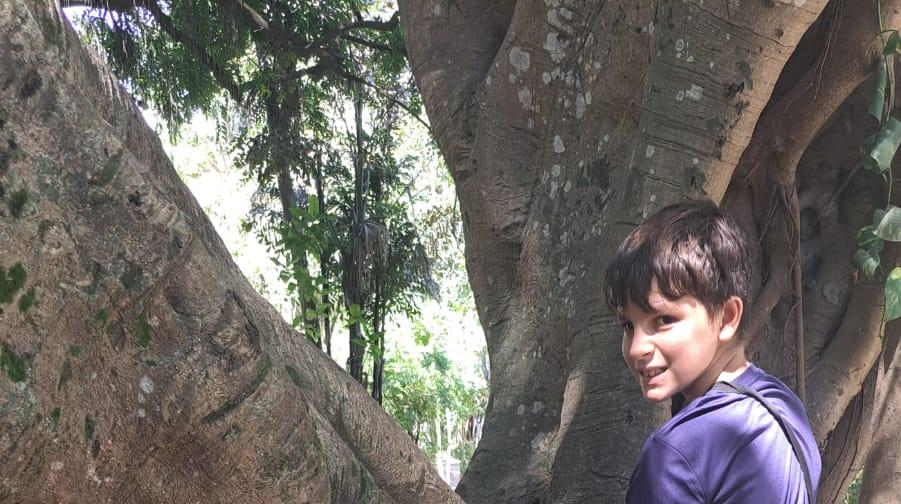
37, 220, 52, 242
119, 261, 143, 292
17, 287, 35, 313
6, 188, 29, 218
135, 317, 152, 347
285, 365, 302, 389
93, 309, 109, 332
0, 262, 26, 303
38, 11, 61, 49
83, 416, 94, 442
97, 149, 124, 185
0, 344, 28, 382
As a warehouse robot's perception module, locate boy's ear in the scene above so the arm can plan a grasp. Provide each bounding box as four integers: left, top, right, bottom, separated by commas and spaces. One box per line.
718, 296, 743, 342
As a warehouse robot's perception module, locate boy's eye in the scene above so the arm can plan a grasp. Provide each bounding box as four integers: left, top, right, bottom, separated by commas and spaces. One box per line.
657, 316, 676, 326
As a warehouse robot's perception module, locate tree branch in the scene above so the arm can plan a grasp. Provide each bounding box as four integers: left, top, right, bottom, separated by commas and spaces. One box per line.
397, 0, 516, 167
61, 0, 148, 11
308, 10, 399, 51
732, 0, 900, 345
335, 67, 433, 136
341, 34, 404, 56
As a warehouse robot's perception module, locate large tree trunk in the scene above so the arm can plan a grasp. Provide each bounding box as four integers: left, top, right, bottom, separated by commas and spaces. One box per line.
4, 0, 901, 502
399, 0, 901, 502
0, 1, 460, 502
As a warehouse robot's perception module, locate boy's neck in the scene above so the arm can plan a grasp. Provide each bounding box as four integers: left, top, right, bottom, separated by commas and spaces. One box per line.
682, 344, 750, 403
716, 345, 750, 383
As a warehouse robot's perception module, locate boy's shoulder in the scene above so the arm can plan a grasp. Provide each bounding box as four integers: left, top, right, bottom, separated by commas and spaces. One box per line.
630, 366, 821, 503
644, 365, 820, 501
655, 365, 804, 448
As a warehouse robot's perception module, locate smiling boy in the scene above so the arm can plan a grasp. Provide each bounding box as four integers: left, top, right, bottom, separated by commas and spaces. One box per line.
604, 200, 821, 503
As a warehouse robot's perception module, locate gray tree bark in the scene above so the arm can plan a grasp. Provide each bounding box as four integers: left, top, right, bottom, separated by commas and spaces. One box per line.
0, 1, 459, 502
398, 0, 901, 502
858, 328, 901, 504
3, 0, 901, 502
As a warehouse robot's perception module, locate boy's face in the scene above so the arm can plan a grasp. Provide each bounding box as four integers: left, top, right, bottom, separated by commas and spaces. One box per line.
618, 281, 733, 403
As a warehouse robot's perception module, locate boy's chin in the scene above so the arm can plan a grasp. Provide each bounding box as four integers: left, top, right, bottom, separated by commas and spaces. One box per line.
642, 388, 674, 404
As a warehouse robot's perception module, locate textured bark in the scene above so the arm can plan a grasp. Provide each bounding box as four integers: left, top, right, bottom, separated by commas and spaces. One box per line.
4, 0, 901, 502
0, 2, 460, 503
399, 0, 901, 502
858, 328, 901, 504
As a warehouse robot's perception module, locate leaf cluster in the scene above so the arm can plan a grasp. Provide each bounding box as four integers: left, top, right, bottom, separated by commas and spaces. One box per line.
851, 26, 901, 324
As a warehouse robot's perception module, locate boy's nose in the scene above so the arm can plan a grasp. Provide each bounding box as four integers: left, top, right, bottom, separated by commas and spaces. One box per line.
627, 330, 655, 363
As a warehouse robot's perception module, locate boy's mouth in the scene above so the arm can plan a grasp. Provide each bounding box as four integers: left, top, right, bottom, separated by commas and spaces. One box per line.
640, 367, 667, 379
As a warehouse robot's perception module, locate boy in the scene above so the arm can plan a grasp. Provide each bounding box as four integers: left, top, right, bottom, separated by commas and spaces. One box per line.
603, 199, 821, 503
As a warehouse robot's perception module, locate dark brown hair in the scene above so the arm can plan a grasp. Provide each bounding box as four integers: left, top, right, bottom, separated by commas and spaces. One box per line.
603, 199, 752, 337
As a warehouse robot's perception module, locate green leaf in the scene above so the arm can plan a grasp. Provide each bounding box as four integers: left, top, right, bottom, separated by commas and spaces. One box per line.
308, 195, 320, 218
304, 308, 317, 321
348, 303, 362, 319
884, 267, 901, 322
861, 116, 901, 173
858, 225, 884, 251
853, 248, 880, 279
885, 31, 901, 55
870, 56, 888, 121
875, 206, 901, 241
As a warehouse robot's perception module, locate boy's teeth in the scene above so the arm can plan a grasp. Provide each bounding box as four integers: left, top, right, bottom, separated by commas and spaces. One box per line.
645, 369, 663, 377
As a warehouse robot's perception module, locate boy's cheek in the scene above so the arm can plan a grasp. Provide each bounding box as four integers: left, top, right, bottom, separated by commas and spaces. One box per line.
620, 338, 631, 367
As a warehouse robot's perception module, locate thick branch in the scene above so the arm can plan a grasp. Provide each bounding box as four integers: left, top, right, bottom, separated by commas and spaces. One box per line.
857, 328, 901, 503
734, 0, 900, 341
806, 281, 886, 441
397, 0, 516, 168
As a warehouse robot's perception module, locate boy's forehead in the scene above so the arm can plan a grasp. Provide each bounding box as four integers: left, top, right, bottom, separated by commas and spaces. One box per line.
619, 287, 699, 316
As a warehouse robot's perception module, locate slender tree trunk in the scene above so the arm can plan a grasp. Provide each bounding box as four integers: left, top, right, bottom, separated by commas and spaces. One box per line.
314, 148, 333, 356
266, 91, 317, 348
347, 86, 367, 384
371, 278, 385, 404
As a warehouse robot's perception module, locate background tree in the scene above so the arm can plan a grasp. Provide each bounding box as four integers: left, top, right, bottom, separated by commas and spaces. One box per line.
69, 0, 435, 399
2, 0, 901, 503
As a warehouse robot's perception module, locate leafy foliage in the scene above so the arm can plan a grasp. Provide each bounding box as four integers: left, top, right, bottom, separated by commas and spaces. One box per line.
68, 0, 484, 474
852, 27, 901, 324
382, 343, 486, 463
72, 0, 429, 354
